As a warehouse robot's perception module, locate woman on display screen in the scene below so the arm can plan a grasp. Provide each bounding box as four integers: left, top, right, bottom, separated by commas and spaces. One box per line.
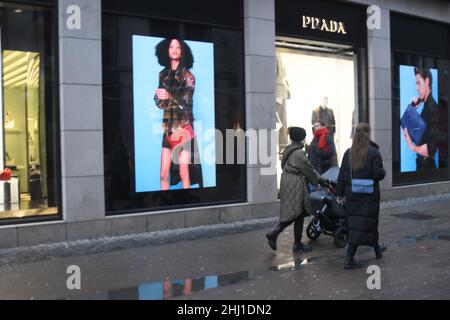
154, 38, 203, 191
402, 67, 440, 171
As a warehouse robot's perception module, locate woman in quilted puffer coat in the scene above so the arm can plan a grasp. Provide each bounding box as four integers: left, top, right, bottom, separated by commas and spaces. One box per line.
266, 127, 328, 253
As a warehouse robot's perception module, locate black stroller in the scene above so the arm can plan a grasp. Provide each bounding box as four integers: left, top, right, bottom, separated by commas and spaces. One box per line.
307, 167, 349, 248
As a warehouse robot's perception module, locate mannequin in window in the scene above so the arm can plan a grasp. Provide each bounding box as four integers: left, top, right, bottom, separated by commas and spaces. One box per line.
275, 52, 290, 151
312, 96, 336, 135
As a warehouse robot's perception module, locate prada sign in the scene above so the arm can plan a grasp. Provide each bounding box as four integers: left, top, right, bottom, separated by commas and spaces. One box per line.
301, 16, 347, 34
276, 0, 366, 46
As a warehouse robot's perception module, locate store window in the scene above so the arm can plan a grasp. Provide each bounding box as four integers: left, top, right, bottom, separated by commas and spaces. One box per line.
0, 1, 59, 223
391, 13, 450, 185
275, 40, 362, 188
102, 0, 246, 214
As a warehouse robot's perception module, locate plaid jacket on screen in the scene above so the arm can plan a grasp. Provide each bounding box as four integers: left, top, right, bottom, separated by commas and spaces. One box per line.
154, 67, 195, 133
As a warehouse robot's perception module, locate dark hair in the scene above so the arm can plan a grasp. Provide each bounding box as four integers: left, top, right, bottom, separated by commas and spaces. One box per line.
155, 38, 194, 69
350, 123, 371, 172
414, 67, 433, 90
289, 127, 307, 143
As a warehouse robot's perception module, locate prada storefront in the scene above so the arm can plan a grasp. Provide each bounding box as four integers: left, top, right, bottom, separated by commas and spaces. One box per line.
0, 0, 60, 225
274, 0, 368, 188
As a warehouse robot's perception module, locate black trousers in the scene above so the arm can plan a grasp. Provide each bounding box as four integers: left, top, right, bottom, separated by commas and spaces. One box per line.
277, 215, 305, 244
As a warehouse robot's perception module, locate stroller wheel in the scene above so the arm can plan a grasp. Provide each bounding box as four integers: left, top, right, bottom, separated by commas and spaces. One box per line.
334, 227, 349, 248
306, 220, 321, 240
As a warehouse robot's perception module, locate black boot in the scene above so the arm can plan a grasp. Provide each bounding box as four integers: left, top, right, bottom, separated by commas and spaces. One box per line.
374, 243, 386, 259
293, 216, 311, 253
344, 244, 363, 270
266, 224, 286, 251
344, 257, 364, 270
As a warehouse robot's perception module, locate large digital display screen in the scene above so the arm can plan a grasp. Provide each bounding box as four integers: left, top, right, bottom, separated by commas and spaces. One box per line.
133, 36, 216, 192
399, 65, 439, 173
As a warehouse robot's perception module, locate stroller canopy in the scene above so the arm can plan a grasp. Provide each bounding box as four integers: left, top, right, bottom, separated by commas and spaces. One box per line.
320, 166, 340, 183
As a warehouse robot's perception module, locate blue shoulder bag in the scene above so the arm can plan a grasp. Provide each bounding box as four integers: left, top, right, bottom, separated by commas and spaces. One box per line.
349, 155, 374, 194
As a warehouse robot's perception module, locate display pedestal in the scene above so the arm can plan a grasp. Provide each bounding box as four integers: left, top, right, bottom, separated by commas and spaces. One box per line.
0, 178, 20, 204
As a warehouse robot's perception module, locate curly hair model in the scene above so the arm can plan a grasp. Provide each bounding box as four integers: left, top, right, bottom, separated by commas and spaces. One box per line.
154, 38, 203, 191
155, 38, 194, 70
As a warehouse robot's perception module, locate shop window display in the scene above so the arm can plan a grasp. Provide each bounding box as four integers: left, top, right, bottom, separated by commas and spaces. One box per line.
392, 53, 450, 185
275, 40, 360, 190
0, 3, 59, 223
102, 8, 246, 214
391, 14, 450, 185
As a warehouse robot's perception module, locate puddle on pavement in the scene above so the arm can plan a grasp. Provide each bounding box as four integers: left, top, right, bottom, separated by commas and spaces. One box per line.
106, 231, 450, 300
392, 211, 436, 221
437, 234, 450, 241
399, 232, 450, 245
107, 258, 310, 300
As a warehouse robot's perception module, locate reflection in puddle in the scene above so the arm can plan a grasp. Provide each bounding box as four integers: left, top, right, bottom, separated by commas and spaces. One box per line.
108, 259, 309, 300
437, 234, 450, 241
399, 232, 450, 245
107, 231, 450, 299
392, 212, 436, 221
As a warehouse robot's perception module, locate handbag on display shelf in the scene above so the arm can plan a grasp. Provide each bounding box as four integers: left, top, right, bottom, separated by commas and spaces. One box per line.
0, 168, 12, 181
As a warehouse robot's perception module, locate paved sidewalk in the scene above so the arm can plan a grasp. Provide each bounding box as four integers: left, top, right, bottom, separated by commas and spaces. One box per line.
0, 196, 450, 299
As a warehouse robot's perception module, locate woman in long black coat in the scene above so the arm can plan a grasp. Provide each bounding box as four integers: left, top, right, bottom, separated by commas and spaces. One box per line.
336, 123, 386, 269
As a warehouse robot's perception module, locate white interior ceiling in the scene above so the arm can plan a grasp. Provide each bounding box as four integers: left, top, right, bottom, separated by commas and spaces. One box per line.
2, 50, 40, 88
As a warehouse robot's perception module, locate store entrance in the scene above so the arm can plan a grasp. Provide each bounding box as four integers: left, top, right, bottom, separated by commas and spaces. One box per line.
276, 38, 359, 189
